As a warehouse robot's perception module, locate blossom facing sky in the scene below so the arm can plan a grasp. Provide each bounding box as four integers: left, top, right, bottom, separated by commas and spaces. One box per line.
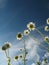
16, 33, 23, 40
24, 29, 30, 36
27, 22, 35, 31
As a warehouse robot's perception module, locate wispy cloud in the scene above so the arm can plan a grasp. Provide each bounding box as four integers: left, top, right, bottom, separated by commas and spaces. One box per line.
25, 37, 40, 62
9, 37, 40, 64
0, 36, 48, 65
31, 63, 36, 65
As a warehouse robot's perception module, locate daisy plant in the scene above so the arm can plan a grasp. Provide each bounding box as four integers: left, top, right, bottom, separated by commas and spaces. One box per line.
16, 32, 28, 65
27, 21, 49, 44
27, 21, 49, 52
2, 42, 12, 65
1, 18, 49, 65
16, 20, 49, 65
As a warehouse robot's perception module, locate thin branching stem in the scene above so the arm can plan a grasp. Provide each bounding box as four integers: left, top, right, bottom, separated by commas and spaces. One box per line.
5, 50, 11, 65
23, 39, 26, 65
29, 35, 49, 51
5, 50, 8, 57
35, 28, 49, 44
8, 49, 9, 57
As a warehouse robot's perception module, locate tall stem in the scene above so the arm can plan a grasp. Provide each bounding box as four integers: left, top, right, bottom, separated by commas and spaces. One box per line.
5, 50, 8, 57
8, 49, 9, 57
5, 50, 11, 65
8, 50, 11, 65
7, 58, 11, 65
36, 28, 49, 44
23, 39, 26, 65
29, 35, 49, 51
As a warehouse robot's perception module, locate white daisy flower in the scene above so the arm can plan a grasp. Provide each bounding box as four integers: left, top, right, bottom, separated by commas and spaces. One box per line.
14, 56, 19, 61
16, 33, 23, 40
24, 30, 30, 36
27, 22, 35, 31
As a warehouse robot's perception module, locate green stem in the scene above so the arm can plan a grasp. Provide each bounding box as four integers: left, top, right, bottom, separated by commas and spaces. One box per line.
5, 50, 8, 57
36, 28, 45, 39
5, 50, 11, 65
8, 49, 9, 57
8, 57, 11, 65
23, 39, 26, 65
8, 62, 10, 65
29, 35, 49, 52
36, 28, 49, 44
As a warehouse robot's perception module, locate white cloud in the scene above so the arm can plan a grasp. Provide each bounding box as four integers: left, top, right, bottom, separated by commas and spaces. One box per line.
31, 63, 36, 65
44, 52, 49, 57
10, 37, 40, 62
26, 38, 40, 62
0, 37, 44, 65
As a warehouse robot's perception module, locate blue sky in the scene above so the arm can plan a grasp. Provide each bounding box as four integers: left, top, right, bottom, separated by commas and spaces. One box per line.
0, 0, 49, 65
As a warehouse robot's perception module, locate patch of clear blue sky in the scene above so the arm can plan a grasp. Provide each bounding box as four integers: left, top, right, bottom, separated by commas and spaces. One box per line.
0, 0, 49, 65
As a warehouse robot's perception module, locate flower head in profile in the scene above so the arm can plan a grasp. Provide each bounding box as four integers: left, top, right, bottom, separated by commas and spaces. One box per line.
44, 26, 49, 31
24, 30, 30, 36
46, 18, 49, 25
14, 56, 19, 61
2, 45, 7, 51
44, 36, 49, 41
2, 42, 11, 51
5, 42, 11, 49
16, 33, 23, 40
27, 22, 35, 31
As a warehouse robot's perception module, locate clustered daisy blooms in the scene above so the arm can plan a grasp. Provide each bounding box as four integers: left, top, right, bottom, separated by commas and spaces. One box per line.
14, 54, 23, 61
27, 22, 35, 31
46, 18, 49, 25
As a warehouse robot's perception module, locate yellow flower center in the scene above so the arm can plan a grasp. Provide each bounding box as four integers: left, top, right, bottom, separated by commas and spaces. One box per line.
46, 38, 48, 41
18, 34, 22, 38
48, 20, 49, 22
15, 56, 18, 60
26, 32, 28, 34
30, 24, 34, 28
20, 55, 22, 58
